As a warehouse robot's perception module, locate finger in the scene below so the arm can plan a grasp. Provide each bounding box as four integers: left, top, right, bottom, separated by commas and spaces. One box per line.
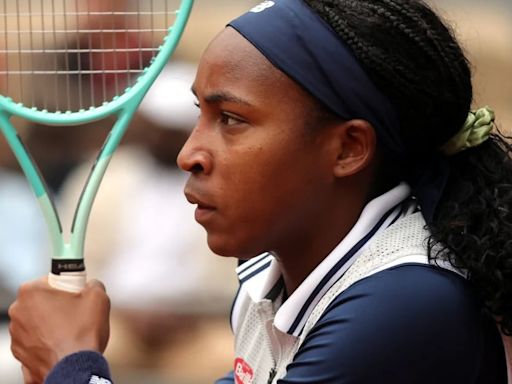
7, 300, 18, 321
87, 279, 107, 292
16, 276, 51, 296
22, 365, 40, 384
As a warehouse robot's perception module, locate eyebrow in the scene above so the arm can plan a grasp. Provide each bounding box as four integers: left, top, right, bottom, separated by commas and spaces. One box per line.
191, 86, 253, 107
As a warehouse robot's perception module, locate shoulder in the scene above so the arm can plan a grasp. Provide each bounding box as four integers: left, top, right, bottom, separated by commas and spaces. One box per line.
316, 264, 488, 348
308, 263, 485, 350
283, 264, 505, 383
330, 263, 478, 321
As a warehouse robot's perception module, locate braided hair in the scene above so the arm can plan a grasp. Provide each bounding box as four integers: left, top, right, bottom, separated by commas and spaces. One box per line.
303, 0, 512, 334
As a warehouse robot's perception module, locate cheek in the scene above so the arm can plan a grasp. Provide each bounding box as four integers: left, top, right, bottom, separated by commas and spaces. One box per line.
207, 140, 325, 256
208, 150, 277, 254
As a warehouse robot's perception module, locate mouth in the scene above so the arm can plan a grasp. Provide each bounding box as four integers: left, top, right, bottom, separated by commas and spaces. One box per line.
184, 190, 216, 223
184, 191, 215, 210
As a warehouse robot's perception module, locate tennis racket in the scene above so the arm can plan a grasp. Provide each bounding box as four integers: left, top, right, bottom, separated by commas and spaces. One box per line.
0, 0, 194, 293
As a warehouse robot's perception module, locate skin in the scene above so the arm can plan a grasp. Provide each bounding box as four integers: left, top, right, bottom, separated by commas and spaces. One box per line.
8, 27, 378, 382
8, 278, 110, 383
178, 27, 378, 293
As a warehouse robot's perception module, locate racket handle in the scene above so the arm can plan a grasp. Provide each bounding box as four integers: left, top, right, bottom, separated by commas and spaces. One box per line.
48, 259, 87, 292
48, 271, 87, 293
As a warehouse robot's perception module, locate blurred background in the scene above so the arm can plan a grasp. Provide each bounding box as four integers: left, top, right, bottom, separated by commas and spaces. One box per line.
0, 0, 510, 383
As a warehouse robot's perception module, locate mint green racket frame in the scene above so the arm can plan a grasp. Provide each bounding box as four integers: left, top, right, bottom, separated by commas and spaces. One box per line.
0, 0, 194, 272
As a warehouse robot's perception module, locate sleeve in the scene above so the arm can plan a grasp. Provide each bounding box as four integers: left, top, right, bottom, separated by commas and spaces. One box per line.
44, 351, 113, 384
215, 370, 235, 384
277, 264, 506, 384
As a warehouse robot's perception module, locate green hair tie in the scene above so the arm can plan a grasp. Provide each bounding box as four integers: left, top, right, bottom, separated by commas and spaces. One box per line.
440, 106, 495, 156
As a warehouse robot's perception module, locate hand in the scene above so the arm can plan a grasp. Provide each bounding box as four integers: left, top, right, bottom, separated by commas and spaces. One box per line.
22, 366, 39, 384
8, 277, 111, 382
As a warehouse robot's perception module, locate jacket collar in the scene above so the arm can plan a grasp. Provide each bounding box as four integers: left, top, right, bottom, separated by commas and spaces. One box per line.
234, 183, 413, 336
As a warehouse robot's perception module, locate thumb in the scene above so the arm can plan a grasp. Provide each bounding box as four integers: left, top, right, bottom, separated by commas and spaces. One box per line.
86, 279, 107, 293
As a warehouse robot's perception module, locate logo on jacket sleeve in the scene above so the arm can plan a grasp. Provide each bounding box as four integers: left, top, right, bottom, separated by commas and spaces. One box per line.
250, 1, 275, 13
235, 357, 254, 384
89, 375, 112, 384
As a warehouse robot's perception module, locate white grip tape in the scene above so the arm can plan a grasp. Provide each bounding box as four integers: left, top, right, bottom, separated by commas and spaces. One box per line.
48, 271, 87, 293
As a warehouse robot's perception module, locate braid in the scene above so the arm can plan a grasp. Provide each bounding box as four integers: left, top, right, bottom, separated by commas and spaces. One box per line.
322, 4, 422, 95
383, 0, 471, 97
377, 0, 473, 109
365, 1, 440, 61
304, 0, 512, 334
306, 0, 472, 153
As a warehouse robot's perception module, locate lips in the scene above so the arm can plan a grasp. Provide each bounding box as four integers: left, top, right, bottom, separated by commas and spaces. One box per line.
184, 190, 216, 224
184, 190, 215, 210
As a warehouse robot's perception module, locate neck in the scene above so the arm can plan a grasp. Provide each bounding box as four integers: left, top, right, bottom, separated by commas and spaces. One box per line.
273, 185, 368, 295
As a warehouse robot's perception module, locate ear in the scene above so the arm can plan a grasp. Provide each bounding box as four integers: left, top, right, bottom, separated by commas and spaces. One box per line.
331, 119, 377, 178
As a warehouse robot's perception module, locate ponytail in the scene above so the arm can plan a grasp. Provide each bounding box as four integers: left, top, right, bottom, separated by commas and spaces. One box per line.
429, 132, 512, 334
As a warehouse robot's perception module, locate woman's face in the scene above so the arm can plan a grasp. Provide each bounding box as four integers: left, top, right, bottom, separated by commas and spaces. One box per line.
177, 28, 340, 259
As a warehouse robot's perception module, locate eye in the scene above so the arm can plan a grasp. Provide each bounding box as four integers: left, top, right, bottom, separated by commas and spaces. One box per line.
192, 101, 202, 121
220, 111, 245, 126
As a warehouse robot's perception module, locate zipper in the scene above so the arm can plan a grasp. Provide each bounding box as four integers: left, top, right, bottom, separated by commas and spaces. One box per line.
267, 367, 277, 384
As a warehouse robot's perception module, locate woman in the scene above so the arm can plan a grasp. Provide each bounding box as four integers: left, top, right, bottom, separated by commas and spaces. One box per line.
8, 0, 511, 383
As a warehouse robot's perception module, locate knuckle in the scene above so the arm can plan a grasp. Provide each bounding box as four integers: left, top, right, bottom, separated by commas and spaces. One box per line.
91, 279, 107, 292
17, 283, 30, 296
7, 301, 18, 320
8, 321, 16, 337
10, 343, 22, 360
96, 292, 111, 310
88, 281, 109, 300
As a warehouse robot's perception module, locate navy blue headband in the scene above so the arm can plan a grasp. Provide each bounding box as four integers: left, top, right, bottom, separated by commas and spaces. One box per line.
228, 0, 450, 223
228, 0, 405, 160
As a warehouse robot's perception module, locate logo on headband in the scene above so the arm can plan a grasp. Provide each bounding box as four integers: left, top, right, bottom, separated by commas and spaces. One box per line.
250, 1, 275, 13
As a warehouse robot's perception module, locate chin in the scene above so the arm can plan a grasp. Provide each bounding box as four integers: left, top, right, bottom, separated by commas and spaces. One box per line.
206, 235, 265, 260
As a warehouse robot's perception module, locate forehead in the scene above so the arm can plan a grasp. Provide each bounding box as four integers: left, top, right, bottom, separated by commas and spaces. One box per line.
195, 27, 300, 98
202, 28, 276, 77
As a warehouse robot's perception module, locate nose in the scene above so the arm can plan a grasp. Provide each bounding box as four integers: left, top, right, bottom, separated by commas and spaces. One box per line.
177, 126, 213, 175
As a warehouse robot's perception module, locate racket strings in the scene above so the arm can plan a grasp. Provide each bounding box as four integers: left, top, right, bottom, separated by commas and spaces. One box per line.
0, 0, 179, 113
